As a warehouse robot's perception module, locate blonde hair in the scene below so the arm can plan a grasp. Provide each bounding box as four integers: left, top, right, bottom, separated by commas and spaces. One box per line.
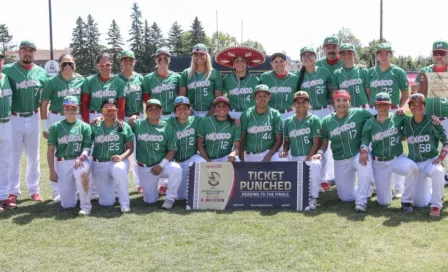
188, 52, 212, 79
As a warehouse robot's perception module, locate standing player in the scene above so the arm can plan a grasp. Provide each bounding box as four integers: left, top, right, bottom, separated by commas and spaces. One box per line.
47, 96, 92, 216
4, 40, 49, 203
332, 43, 370, 109
216, 46, 263, 119
0, 50, 16, 210
179, 44, 222, 117
402, 93, 447, 216
316, 36, 344, 75
128, 99, 182, 209
259, 52, 298, 121
280, 91, 323, 209
41, 54, 84, 202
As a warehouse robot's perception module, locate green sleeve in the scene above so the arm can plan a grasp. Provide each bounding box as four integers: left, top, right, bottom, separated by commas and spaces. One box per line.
322, 117, 330, 140
233, 124, 241, 141
142, 75, 150, 94
331, 71, 340, 90
213, 70, 223, 90
166, 125, 178, 152
123, 123, 134, 143
222, 74, 229, 91
240, 111, 248, 133
41, 78, 53, 100
117, 78, 125, 98
311, 116, 322, 138
283, 119, 290, 139
179, 70, 188, 87
433, 124, 448, 145
361, 120, 372, 146
273, 111, 283, 134
47, 124, 57, 146
398, 68, 409, 91
197, 118, 206, 138
82, 124, 93, 148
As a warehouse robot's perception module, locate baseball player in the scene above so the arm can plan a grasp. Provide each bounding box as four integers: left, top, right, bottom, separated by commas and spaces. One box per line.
240, 84, 287, 162
143, 48, 180, 120
332, 43, 370, 109
91, 98, 134, 213
3, 40, 49, 203
194, 96, 241, 162
217, 46, 264, 119
259, 52, 298, 121
316, 36, 344, 75
118, 50, 145, 194
128, 99, 182, 209
41, 54, 84, 202
360, 93, 418, 206
0, 50, 16, 210
318, 90, 374, 212
179, 44, 223, 117
402, 93, 447, 217
47, 96, 92, 215
279, 91, 323, 209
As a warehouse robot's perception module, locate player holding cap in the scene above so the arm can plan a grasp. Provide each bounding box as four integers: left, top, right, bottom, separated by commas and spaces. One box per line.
47, 96, 92, 216
316, 36, 344, 75
217, 46, 263, 119
143, 48, 181, 120
4, 40, 49, 203
318, 90, 374, 212
240, 84, 287, 162
402, 93, 447, 216
91, 98, 134, 213
259, 52, 298, 121
332, 43, 370, 109
166, 96, 206, 200
179, 44, 222, 117
128, 99, 182, 209
280, 91, 323, 208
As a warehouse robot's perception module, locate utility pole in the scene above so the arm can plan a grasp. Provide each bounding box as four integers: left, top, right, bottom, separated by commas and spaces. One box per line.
48, 0, 54, 60
380, 0, 383, 42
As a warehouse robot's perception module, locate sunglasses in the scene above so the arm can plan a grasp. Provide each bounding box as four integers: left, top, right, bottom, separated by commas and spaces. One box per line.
157, 57, 168, 62
433, 51, 446, 57
61, 62, 74, 68
102, 108, 118, 114
98, 63, 112, 68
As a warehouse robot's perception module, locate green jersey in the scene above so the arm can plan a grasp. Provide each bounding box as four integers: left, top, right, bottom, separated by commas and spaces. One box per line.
166, 116, 201, 162
403, 114, 448, 162
241, 106, 283, 153
361, 113, 406, 158
332, 65, 369, 107
82, 74, 125, 112
0, 73, 13, 118
322, 108, 372, 160
118, 73, 144, 116
91, 120, 134, 161
316, 58, 344, 74
284, 113, 322, 157
222, 72, 259, 112
131, 119, 177, 166
197, 115, 241, 159
367, 64, 409, 106
259, 71, 299, 111
41, 74, 85, 113
416, 65, 448, 117
179, 68, 223, 111
299, 66, 332, 108
3, 62, 49, 113
143, 71, 180, 114
48, 119, 92, 158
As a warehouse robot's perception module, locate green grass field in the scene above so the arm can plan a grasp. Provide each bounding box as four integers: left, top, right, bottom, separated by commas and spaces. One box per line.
0, 134, 447, 272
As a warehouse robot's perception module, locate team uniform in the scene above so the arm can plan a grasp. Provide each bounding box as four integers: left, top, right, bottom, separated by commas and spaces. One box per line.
222, 72, 259, 119
332, 65, 370, 108
132, 118, 182, 204
316, 57, 344, 75
3, 62, 49, 198
0, 73, 13, 203
179, 68, 222, 116
259, 71, 299, 120
143, 71, 180, 119
321, 108, 374, 208
91, 120, 133, 212
48, 119, 92, 211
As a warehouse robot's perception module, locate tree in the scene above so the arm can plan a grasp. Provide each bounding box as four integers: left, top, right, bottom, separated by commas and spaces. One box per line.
415, 55, 432, 70
128, 2, 145, 72
358, 39, 390, 67
70, 17, 89, 74
189, 17, 206, 48
314, 45, 324, 59
85, 14, 102, 74
0, 24, 15, 63
150, 22, 165, 52
335, 27, 362, 55
241, 40, 266, 54
210, 32, 239, 54
142, 20, 153, 73
179, 31, 193, 55
106, 19, 124, 74
167, 21, 184, 56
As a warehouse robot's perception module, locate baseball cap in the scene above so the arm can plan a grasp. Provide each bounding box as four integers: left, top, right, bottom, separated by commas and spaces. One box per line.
375, 92, 392, 105
408, 93, 426, 105
333, 90, 351, 101
293, 91, 309, 101
300, 46, 315, 56
101, 98, 118, 108
192, 44, 208, 54
253, 84, 271, 95
120, 50, 135, 60
146, 98, 162, 108
270, 52, 287, 61
433, 40, 448, 51
213, 96, 231, 107
62, 96, 79, 107
376, 43, 392, 53
19, 40, 37, 50
154, 47, 171, 58
323, 36, 340, 46
340, 43, 356, 53
174, 96, 190, 107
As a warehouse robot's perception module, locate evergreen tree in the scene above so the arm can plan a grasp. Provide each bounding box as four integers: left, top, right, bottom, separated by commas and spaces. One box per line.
142, 20, 153, 73
167, 21, 184, 56
107, 19, 124, 74
69, 17, 89, 74
189, 17, 206, 48
128, 2, 145, 72
0, 24, 15, 63
85, 14, 102, 74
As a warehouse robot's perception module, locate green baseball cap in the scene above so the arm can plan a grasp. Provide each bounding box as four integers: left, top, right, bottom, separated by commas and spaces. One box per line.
433, 40, 448, 51
271, 52, 287, 60
300, 46, 315, 55
19, 40, 36, 50
340, 43, 356, 53
154, 47, 171, 58
120, 50, 135, 60
192, 44, 208, 54
408, 93, 426, 105
62, 96, 79, 107
293, 91, 309, 101
253, 84, 270, 95
376, 43, 392, 52
146, 98, 162, 108
375, 92, 391, 105
323, 36, 339, 46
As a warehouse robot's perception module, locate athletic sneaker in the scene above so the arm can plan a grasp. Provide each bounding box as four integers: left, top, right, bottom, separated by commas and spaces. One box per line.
137, 187, 143, 194
320, 182, 332, 192
162, 199, 174, 209
401, 203, 413, 213
393, 190, 403, 199
1, 199, 17, 209
78, 209, 91, 216
121, 207, 131, 213
8, 194, 17, 204
355, 204, 366, 212
430, 207, 441, 217
53, 195, 61, 203
309, 198, 318, 210
31, 193, 43, 202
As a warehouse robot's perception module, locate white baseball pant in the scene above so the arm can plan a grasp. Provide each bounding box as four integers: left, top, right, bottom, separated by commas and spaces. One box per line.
280, 110, 296, 122
177, 155, 207, 200
245, 149, 288, 162
291, 156, 321, 199
0, 120, 12, 201
137, 161, 182, 203
92, 159, 130, 209
372, 154, 418, 206
55, 158, 91, 211
125, 114, 144, 189
9, 112, 40, 197
228, 111, 242, 119
193, 110, 208, 117
88, 112, 103, 197
440, 119, 448, 185
333, 153, 373, 206
411, 158, 445, 209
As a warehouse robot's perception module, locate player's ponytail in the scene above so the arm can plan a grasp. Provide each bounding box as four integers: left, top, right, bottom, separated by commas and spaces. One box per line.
297, 66, 306, 89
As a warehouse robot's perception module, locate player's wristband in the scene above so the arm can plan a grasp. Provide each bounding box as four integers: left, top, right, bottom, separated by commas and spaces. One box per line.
42, 119, 49, 133
159, 158, 169, 168
438, 149, 448, 161
317, 150, 324, 156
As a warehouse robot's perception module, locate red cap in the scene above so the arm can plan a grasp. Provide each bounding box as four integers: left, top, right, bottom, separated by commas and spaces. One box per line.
333, 90, 351, 101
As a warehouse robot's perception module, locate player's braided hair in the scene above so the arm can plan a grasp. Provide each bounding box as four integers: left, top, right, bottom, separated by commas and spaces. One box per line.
101, 98, 124, 132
